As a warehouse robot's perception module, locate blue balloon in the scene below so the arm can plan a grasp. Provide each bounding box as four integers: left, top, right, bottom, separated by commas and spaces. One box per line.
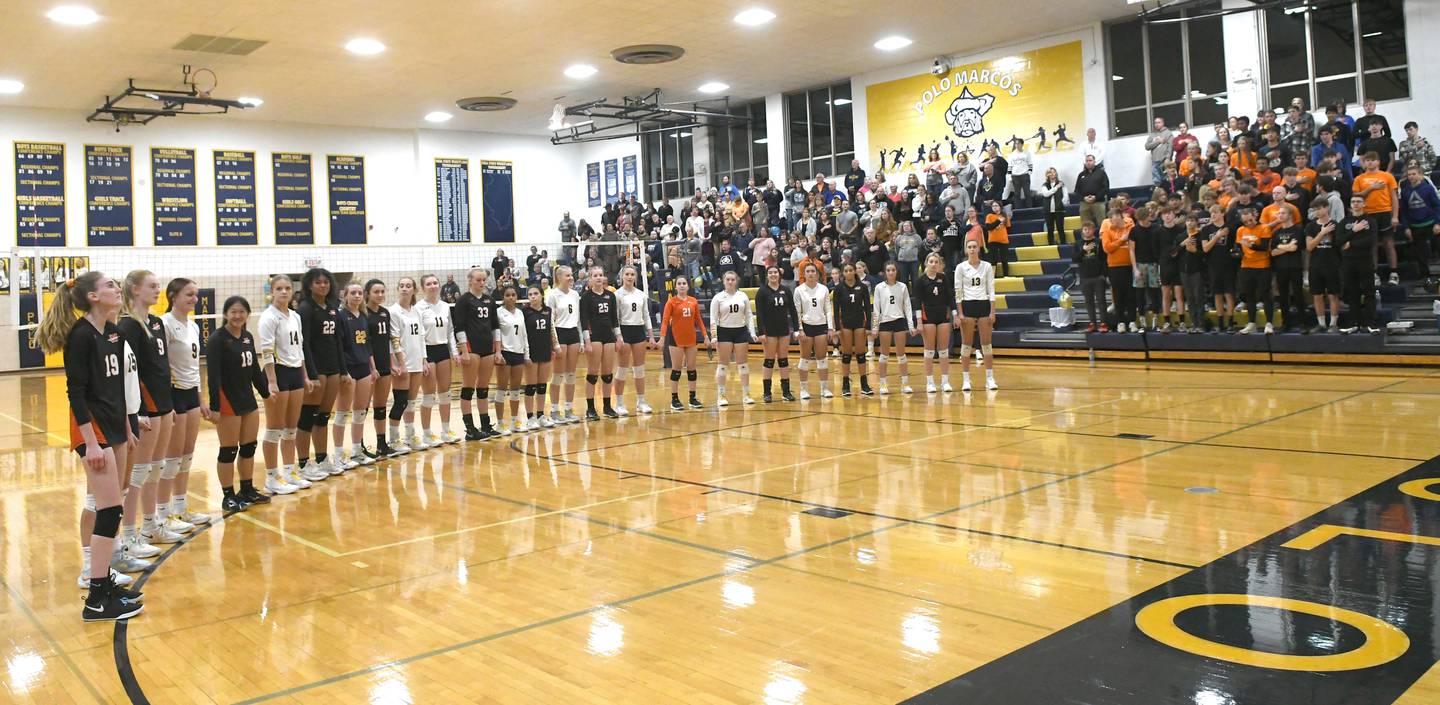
1048, 284, 1064, 301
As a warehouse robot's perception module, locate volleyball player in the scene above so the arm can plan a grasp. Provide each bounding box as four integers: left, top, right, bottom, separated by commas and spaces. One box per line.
495, 285, 529, 434
36, 272, 145, 619
915, 253, 956, 393
417, 274, 460, 445
955, 239, 999, 391
388, 277, 428, 450
117, 271, 173, 556
208, 296, 271, 510
659, 275, 709, 410
161, 278, 211, 530
710, 270, 756, 406
580, 267, 621, 420
111, 311, 150, 575
454, 268, 499, 440
257, 274, 314, 492
755, 265, 799, 402
872, 262, 915, 395
523, 286, 555, 429
365, 280, 402, 457
338, 283, 376, 466
545, 265, 583, 424
831, 263, 872, 397
794, 263, 833, 400
297, 268, 345, 475
613, 265, 657, 415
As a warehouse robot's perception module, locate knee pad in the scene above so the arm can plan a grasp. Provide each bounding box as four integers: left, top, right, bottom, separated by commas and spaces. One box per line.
613, 366, 629, 381
797, 358, 811, 371
477, 387, 489, 400
297, 404, 318, 432
159, 458, 181, 480
961, 344, 974, 357
537, 383, 548, 395
373, 405, 386, 420
84, 493, 97, 512
687, 370, 698, 382
896, 354, 907, 365
816, 360, 827, 371
631, 366, 645, 380
877, 354, 889, 363
437, 389, 451, 405
239, 442, 258, 459
938, 349, 951, 359
777, 357, 789, 368
180, 453, 194, 474
524, 385, 537, 397
334, 410, 350, 427
93, 505, 123, 538
353, 410, 368, 425
737, 363, 749, 375
312, 412, 331, 428
422, 393, 438, 409
857, 353, 867, 364
217, 445, 239, 463
460, 387, 475, 401
841, 354, 853, 364
129, 462, 151, 488
922, 350, 935, 360
670, 369, 682, 381
586, 374, 600, 385
715, 364, 728, 379
982, 344, 993, 358
263, 428, 283, 444
282, 428, 298, 440
601, 373, 613, 384
762, 358, 775, 369
511, 389, 525, 402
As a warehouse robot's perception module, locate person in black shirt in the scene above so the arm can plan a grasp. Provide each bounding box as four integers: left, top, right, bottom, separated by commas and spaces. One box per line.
714, 239, 743, 282
579, 266, 620, 419
208, 296, 271, 511
439, 274, 461, 304
1201, 205, 1238, 332
831, 263, 873, 398
937, 206, 965, 273
337, 283, 376, 469
523, 286, 555, 428
118, 269, 174, 558
453, 268, 499, 440
364, 280, 401, 457
1155, 209, 1187, 332
1130, 206, 1163, 330
1352, 98, 1392, 152
1338, 195, 1379, 333
491, 250, 512, 280
1072, 222, 1109, 333
296, 268, 344, 475
1176, 215, 1209, 333
1305, 200, 1344, 333
914, 253, 955, 392
1268, 208, 1306, 332
756, 265, 800, 402
1357, 120, 1398, 173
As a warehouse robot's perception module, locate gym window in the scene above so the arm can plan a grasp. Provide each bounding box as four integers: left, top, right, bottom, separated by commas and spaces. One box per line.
1261, 0, 1409, 111
785, 82, 854, 181
643, 123, 695, 203
708, 100, 769, 188
1106, 1, 1228, 138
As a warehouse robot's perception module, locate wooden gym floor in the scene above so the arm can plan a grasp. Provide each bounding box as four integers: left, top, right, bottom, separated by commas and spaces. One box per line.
2, 359, 1440, 704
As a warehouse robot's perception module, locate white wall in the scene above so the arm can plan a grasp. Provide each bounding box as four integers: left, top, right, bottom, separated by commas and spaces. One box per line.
571, 136, 643, 229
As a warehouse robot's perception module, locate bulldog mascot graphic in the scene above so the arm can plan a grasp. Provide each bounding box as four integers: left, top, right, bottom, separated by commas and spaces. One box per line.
944, 87, 995, 139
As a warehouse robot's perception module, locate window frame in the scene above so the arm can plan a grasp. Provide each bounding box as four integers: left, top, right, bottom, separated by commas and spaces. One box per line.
1257, 0, 1409, 112
1104, 2, 1229, 138
641, 123, 697, 204
783, 82, 855, 181
707, 100, 769, 188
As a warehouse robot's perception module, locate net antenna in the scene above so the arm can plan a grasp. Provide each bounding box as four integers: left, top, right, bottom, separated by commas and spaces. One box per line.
87, 65, 257, 131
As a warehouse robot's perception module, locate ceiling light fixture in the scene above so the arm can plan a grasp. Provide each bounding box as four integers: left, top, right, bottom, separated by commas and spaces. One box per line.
564, 64, 597, 79
1362, 31, 1382, 38
754, 137, 769, 144
345, 38, 386, 55
873, 36, 912, 51
0, 79, 24, 95
733, 8, 775, 26
46, 5, 98, 26
698, 82, 728, 94
1112, 74, 1124, 81
425, 111, 453, 123
237, 96, 263, 107
830, 98, 852, 106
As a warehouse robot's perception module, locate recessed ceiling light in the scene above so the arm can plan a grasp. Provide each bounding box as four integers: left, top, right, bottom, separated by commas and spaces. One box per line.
564, 64, 597, 79
237, 96, 263, 107
46, 5, 98, 26
424, 111, 453, 123
698, 82, 728, 94
0, 79, 24, 95
873, 36, 912, 51
345, 38, 386, 56
733, 8, 775, 26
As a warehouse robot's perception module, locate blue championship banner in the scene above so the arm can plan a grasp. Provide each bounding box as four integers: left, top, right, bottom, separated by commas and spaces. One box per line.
480, 160, 514, 243
327, 154, 366, 244
622, 155, 637, 199
604, 158, 619, 204
587, 161, 601, 207
214, 150, 257, 245
151, 147, 197, 246
84, 144, 133, 246
435, 157, 471, 243
272, 152, 314, 245
14, 141, 66, 247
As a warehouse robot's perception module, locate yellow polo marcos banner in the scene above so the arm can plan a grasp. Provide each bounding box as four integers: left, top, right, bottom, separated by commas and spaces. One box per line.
866, 41, 1085, 175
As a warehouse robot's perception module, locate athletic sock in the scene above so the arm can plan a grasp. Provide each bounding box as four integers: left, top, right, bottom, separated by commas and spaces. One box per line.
587, 399, 597, 412
462, 412, 476, 431
762, 379, 772, 395
239, 480, 254, 494
222, 485, 236, 499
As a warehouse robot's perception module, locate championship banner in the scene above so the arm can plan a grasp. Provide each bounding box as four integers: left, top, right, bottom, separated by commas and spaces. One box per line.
327, 154, 366, 244
622, 155, 637, 199
865, 41, 1084, 176
587, 162, 601, 207
435, 157, 471, 243
480, 160, 515, 243
14, 141, 66, 247
214, 150, 258, 245
604, 159, 619, 204
273, 152, 314, 245
152, 147, 197, 246
84, 144, 133, 246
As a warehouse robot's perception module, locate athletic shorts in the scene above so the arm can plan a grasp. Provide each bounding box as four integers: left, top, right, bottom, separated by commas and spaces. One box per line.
878, 318, 908, 334
128, 413, 140, 438
1309, 265, 1342, 296
74, 417, 124, 455
961, 300, 993, 318
556, 327, 581, 346
1377, 224, 1396, 240
920, 307, 952, 325
1160, 263, 1183, 287
501, 350, 526, 367
621, 324, 649, 345
717, 326, 750, 344
1132, 262, 1162, 288
528, 346, 553, 364
426, 344, 452, 364
171, 387, 201, 414
347, 362, 372, 381
275, 365, 306, 392
802, 323, 830, 338
371, 353, 392, 377
588, 326, 618, 345
1209, 266, 1237, 294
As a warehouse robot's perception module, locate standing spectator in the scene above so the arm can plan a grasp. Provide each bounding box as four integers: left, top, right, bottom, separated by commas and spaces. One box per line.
1177, 214, 1208, 333
748, 228, 776, 282
1305, 200, 1343, 333
982, 200, 1011, 278
1075, 154, 1110, 228
1282, 104, 1315, 165
525, 246, 543, 276
1338, 195, 1378, 332
1235, 208, 1275, 335
924, 148, 948, 196
1101, 208, 1136, 332
717, 175, 741, 201
656, 196, 674, 223
751, 195, 770, 237
1400, 164, 1440, 278
1257, 128, 1292, 175
785, 178, 808, 230
1250, 109, 1280, 144
859, 228, 890, 278
681, 227, 703, 280
1082, 127, 1106, 166
1357, 120, 1399, 173
939, 174, 972, 219
891, 220, 922, 285
762, 181, 783, 232
1129, 205, 1162, 330
1312, 127, 1353, 181
743, 176, 762, 206
949, 152, 979, 196
440, 274, 461, 304
1354, 151, 1402, 284
1352, 98, 1392, 152
1398, 121, 1436, 176
844, 159, 867, 193
491, 249, 511, 279
1268, 207, 1306, 332
938, 205, 964, 272
921, 228, 943, 261
1172, 122, 1199, 162
1315, 175, 1346, 224
982, 144, 1009, 189
1039, 167, 1068, 244
1322, 104, 1353, 153
1144, 117, 1174, 185
558, 211, 576, 242
975, 163, 1007, 216
836, 200, 860, 246
1008, 139, 1032, 207
1073, 221, 1108, 332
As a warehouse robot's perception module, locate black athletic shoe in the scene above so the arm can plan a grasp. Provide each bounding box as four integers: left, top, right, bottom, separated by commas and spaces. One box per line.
602, 406, 620, 419
222, 494, 248, 512
781, 389, 797, 402
670, 398, 684, 412
841, 377, 852, 397
239, 487, 271, 506
585, 408, 601, 422
763, 393, 773, 403
688, 395, 704, 409
860, 377, 874, 396
377, 440, 400, 458
82, 581, 144, 622
464, 426, 483, 442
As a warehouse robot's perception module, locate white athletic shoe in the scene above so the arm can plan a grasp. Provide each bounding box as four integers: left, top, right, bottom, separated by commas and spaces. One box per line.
614, 403, 630, 417
179, 508, 210, 526
443, 430, 462, 445
266, 472, 299, 495
302, 463, 330, 482
1264, 323, 1274, 335
79, 568, 135, 589
353, 450, 375, 467
821, 388, 834, 399
513, 419, 526, 434
424, 432, 441, 448
902, 385, 914, 394
636, 401, 653, 415
498, 423, 512, 436
743, 396, 755, 405
527, 418, 541, 432
141, 524, 183, 545
942, 381, 955, 393
286, 467, 312, 489
565, 411, 581, 424
961, 377, 973, 392
1240, 322, 1257, 334
164, 515, 195, 534
111, 545, 151, 574
126, 535, 161, 559
322, 457, 345, 476
409, 434, 429, 450
878, 383, 889, 396
926, 380, 937, 394
986, 375, 999, 391
540, 414, 556, 428
717, 396, 729, 407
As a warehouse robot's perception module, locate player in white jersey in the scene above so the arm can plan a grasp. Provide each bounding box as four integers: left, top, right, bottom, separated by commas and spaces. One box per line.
109, 323, 152, 575
612, 265, 657, 415
388, 277, 429, 451
871, 263, 916, 395
544, 266, 583, 424
710, 271, 757, 405
257, 274, 316, 490
494, 285, 530, 434
793, 263, 834, 400
160, 278, 211, 532
416, 274, 460, 445
955, 238, 998, 391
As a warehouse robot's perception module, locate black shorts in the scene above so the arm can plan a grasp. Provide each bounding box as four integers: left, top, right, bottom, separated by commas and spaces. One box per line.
1160, 264, 1183, 287
621, 324, 649, 345
1310, 265, 1342, 296
426, 344, 452, 364
139, 380, 173, 417
757, 320, 792, 339
371, 354, 392, 377
171, 387, 201, 414
128, 414, 140, 438
920, 307, 951, 325
557, 327, 581, 346
1209, 266, 1237, 294
878, 318, 908, 334
802, 323, 830, 338
1377, 224, 1396, 241
310, 348, 341, 377
588, 326, 617, 345
961, 300, 992, 318
347, 362, 372, 380
275, 365, 306, 392
717, 326, 750, 344
528, 346, 553, 364
838, 321, 867, 332
501, 350, 526, 367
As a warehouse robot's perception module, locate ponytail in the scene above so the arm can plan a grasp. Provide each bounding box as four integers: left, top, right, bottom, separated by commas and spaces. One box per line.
36, 271, 104, 354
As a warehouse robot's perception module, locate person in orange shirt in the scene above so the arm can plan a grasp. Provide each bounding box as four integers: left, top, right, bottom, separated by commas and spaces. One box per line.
963, 206, 986, 252
1260, 185, 1301, 229
658, 276, 709, 411
1101, 209, 1137, 332
982, 200, 1011, 278
1353, 151, 1402, 284
1178, 143, 1205, 179
1252, 160, 1281, 194
1235, 208, 1274, 334
1230, 135, 1258, 179
1292, 152, 1317, 192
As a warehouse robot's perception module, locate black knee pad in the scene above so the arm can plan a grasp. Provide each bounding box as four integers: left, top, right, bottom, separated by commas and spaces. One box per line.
841, 354, 853, 364
297, 404, 318, 432
373, 405, 386, 420
460, 387, 475, 401
670, 369, 682, 381
312, 412, 331, 427
524, 384, 537, 397
93, 505, 123, 538
537, 383, 548, 395
389, 389, 409, 419
857, 353, 867, 364
777, 358, 789, 368
763, 358, 775, 369
687, 370, 698, 381
586, 374, 600, 385
477, 387, 489, 400
601, 373, 613, 384
217, 445, 239, 463
238, 442, 258, 459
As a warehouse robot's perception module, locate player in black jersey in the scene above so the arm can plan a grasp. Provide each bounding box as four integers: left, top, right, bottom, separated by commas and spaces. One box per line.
453, 267, 499, 440
831, 263, 872, 397
755, 265, 799, 402
915, 253, 957, 393
297, 268, 345, 475
579, 266, 621, 420
523, 286, 556, 430
208, 296, 272, 511
35, 271, 145, 621
117, 270, 170, 565
364, 280, 402, 457
336, 283, 376, 469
